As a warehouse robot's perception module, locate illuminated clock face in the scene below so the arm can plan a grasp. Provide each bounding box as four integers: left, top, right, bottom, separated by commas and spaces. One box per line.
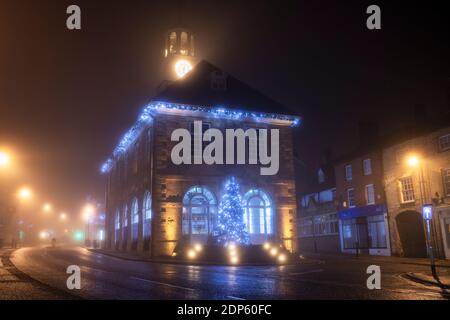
174, 59, 193, 78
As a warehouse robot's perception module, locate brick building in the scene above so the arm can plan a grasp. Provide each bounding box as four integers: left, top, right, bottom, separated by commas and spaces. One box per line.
101, 27, 300, 257
383, 126, 450, 259
334, 145, 391, 256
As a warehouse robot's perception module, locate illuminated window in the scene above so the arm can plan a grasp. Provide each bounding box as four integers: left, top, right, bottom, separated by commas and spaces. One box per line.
318, 168, 325, 183
114, 209, 120, 244
143, 191, 152, 239
365, 184, 375, 205
182, 186, 217, 237
400, 177, 415, 203
345, 164, 352, 181
168, 31, 177, 54
347, 188, 355, 208
243, 189, 273, 239
180, 32, 188, 55
122, 204, 128, 227
131, 198, 139, 241
363, 158, 372, 175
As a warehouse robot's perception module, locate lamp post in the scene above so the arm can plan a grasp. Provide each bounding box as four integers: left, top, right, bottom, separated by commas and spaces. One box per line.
422, 204, 436, 277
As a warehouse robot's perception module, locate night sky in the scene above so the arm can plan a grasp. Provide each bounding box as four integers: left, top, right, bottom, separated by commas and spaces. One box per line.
0, 0, 448, 215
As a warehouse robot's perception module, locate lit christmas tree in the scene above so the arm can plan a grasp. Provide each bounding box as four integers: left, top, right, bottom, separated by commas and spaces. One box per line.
215, 177, 249, 245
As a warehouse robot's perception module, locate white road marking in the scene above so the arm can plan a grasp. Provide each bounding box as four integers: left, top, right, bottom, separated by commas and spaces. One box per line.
289, 269, 324, 276
226, 295, 246, 300
129, 276, 195, 292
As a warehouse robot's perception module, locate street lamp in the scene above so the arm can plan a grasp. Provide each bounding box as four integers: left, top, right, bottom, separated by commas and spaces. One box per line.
60, 212, 67, 221
43, 203, 52, 212
0, 151, 10, 167
17, 187, 32, 200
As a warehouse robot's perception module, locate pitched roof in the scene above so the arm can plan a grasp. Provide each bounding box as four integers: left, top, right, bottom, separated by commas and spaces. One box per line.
153, 60, 297, 116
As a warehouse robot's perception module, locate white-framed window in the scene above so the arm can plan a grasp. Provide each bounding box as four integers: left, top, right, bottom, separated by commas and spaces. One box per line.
243, 189, 273, 236
363, 158, 372, 175
347, 188, 356, 208
122, 204, 128, 227
442, 169, 450, 197
345, 164, 353, 181
438, 134, 450, 152
400, 177, 415, 203
114, 210, 120, 230
365, 184, 375, 205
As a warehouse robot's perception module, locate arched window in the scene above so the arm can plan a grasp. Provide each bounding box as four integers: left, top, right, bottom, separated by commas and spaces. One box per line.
131, 198, 139, 241
243, 189, 273, 243
180, 32, 188, 55
182, 186, 217, 240
168, 31, 177, 54
122, 204, 128, 227
143, 191, 152, 239
114, 209, 120, 244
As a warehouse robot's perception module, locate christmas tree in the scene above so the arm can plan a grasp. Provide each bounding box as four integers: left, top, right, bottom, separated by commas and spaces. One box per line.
215, 177, 249, 245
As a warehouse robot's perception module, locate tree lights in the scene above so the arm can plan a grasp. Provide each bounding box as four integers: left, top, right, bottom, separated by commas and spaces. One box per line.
214, 177, 249, 246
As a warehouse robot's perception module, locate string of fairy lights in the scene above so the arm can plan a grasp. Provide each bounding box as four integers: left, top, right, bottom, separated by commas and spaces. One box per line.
100, 101, 301, 173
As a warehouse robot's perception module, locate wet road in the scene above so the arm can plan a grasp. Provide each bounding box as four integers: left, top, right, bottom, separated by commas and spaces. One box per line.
8, 246, 449, 299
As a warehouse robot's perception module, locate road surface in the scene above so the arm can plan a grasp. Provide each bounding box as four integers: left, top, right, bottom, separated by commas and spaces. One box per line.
5, 245, 449, 299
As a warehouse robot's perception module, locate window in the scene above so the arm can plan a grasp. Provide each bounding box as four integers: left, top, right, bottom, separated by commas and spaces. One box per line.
180, 31, 188, 55
438, 134, 450, 152
443, 169, 450, 197
131, 198, 139, 241
210, 71, 227, 91
367, 215, 387, 248
363, 158, 372, 175
168, 31, 177, 54
122, 205, 128, 227
365, 184, 375, 205
318, 168, 325, 183
314, 213, 339, 235
114, 210, 120, 244
190, 34, 195, 56
342, 218, 368, 249
347, 188, 356, 208
345, 164, 352, 181
143, 191, 152, 239
182, 186, 217, 240
400, 177, 415, 203
299, 218, 313, 237
243, 189, 273, 243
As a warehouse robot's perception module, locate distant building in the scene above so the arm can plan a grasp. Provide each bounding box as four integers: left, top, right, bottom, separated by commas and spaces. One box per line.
298, 163, 340, 253
101, 26, 300, 257
383, 126, 450, 259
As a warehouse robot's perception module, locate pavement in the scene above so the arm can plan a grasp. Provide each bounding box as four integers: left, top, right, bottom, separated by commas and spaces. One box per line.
2, 245, 450, 299
0, 247, 76, 299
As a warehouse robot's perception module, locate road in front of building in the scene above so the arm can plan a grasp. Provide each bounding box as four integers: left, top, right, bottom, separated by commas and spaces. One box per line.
5, 245, 449, 300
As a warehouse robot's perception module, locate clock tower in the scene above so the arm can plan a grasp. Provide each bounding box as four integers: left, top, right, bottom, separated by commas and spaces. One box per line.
162, 26, 197, 80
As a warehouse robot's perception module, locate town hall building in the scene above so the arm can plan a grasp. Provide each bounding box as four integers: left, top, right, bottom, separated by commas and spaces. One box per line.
101, 26, 301, 257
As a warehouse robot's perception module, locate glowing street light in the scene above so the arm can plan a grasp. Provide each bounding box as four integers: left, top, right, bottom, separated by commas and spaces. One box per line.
17, 187, 32, 200
407, 155, 419, 167
187, 249, 197, 259
43, 203, 52, 212
0, 151, 10, 167
60, 212, 67, 220
174, 59, 193, 78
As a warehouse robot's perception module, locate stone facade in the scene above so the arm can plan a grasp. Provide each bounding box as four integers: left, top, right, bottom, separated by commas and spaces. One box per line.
383, 126, 450, 259
104, 112, 298, 257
